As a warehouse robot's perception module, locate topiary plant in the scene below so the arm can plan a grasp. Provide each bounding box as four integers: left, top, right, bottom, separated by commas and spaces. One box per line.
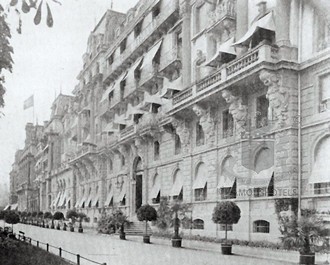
212, 201, 241, 242
137, 204, 157, 243
53, 211, 64, 230
4, 211, 20, 233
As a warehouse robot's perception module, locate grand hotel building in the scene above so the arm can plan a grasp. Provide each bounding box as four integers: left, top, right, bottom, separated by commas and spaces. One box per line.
8, 0, 330, 241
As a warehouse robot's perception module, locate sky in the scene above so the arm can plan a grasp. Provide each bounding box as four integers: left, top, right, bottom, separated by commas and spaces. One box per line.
0, 0, 139, 187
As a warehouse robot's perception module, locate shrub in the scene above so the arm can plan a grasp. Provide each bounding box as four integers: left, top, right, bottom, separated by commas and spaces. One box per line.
4, 211, 20, 232
43, 212, 52, 219
66, 210, 78, 223
53, 212, 64, 220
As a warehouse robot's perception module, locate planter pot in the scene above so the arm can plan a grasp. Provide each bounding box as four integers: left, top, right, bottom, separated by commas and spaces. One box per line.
171, 237, 182, 248
63, 226, 67, 231
119, 232, 126, 240
56, 226, 60, 230
299, 252, 315, 265
70, 227, 74, 232
143, 235, 150, 244
78, 227, 83, 233
221, 243, 232, 255
51, 225, 55, 229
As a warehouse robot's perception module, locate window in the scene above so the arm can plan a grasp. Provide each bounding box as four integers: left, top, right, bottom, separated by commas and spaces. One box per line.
109, 159, 113, 172
152, 191, 160, 204
120, 195, 126, 206
193, 219, 204, 230
120, 38, 127, 53
196, 122, 205, 146
121, 155, 125, 167
152, 3, 160, 19
314, 182, 330, 195
256, 95, 269, 128
220, 179, 237, 199
154, 141, 160, 161
320, 74, 330, 112
174, 134, 181, 155
176, 30, 183, 55
220, 224, 233, 231
223, 110, 233, 138
253, 220, 270, 233
195, 3, 209, 34
108, 54, 114, 66
151, 103, 161, 114
120, 80, 126, 100
173, 188, 183, 201
134, 20, 143, 37
250, 27, 275, 49
93, 217, 97, 223
194, 183, 207, 201
268, 175, 274, 197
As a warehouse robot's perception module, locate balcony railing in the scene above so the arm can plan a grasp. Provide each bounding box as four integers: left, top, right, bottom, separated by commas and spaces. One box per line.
207, 0, 236, 34
103, 1, 179, 82
119, 125, 136, 140
172, 44, 279, 106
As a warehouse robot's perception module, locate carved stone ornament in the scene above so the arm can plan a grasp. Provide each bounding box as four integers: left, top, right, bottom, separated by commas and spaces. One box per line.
130, 137, 144, 158
195, 50, 206, 66
221, 89, 248, 133
259, 70, 289, 127
172, 118, 190, 152
192, 104, 216, 146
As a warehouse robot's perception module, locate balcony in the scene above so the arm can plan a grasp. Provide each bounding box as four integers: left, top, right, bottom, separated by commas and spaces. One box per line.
71, 144, 96, 162
137, 113, 160, 135
171, 44, 279, 109
119, 125, 136, 141
103, 1, 179, 83
159, 47, 181, 75
207, 0, 236, 35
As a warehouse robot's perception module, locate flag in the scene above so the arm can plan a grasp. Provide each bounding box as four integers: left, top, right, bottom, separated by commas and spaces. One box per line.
23, 95, 34, 110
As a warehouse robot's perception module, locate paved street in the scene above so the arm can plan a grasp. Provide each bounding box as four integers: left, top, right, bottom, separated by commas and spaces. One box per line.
10, 223, 297, 265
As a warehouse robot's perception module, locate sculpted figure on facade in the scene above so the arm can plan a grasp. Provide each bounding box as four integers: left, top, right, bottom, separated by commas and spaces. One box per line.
221, 89, 248, 133
192, 104, 215, 146
172, 118, 190, 152
259, 70, 289, 127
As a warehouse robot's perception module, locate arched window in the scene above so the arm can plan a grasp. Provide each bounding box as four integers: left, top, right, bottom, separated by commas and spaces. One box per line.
219, 156, 237, 199
193, 219, 204, 230
154, 141, 160, 160
196, 121, 205, 146
121, 155, 125, 167
193, 163, 207, 201
150, 174, 160, 204
253, 220, 270, 233
310, 136, 330, 194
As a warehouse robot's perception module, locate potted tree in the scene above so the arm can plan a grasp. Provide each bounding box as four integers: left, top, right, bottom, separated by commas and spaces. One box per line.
44, 212, 52, 228
112, 209, 129, 240
20, 211, 27, 224
280, 211, 329, 265
53, 211, 64, 230
137, 204, 157, 243
37, 212, 44, 227
212, 201, 241, 255
66, 210, 78, 232
77, 212, 86, 233
4, 211, 20, 234
31, 211, 38, 225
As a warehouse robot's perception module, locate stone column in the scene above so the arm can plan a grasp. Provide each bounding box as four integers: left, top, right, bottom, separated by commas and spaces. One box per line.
276, 0, 291, 46
181, 0, 192, 88
236, 0, 249, 55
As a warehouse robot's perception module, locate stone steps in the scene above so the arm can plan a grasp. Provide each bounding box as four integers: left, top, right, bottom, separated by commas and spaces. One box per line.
121, 221, 152, 236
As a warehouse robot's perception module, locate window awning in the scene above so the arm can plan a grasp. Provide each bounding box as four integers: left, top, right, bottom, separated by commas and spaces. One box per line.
100, 83, 116, 103
4, 205, 10, 211
140, 40, 163, 70
58, 191, 67, 207
78, 194, 87, 208
91, 193, 99, 207
218, 176, 236, 188
126, 103, 145, 120
170, 177, 184, 196
127, 57, 143, 81
250, 166, 274, 188
104, 189, 114, 206
150, 181, 160, 199
86, 193, 93, 207
204, 37, 236, 67
233, 12, 275, 47
192, 176, 207, 189
161, 76, 183, 99
309, 153, 330, 184
11, 204, 18, 211
102, 122, 119, 134
74, 198, 80, 208
65, 197, 71, 208
140, 91, 163, 111
54, 192, 62, 207
118, 182, 126, 202
114, 113, 127, 125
